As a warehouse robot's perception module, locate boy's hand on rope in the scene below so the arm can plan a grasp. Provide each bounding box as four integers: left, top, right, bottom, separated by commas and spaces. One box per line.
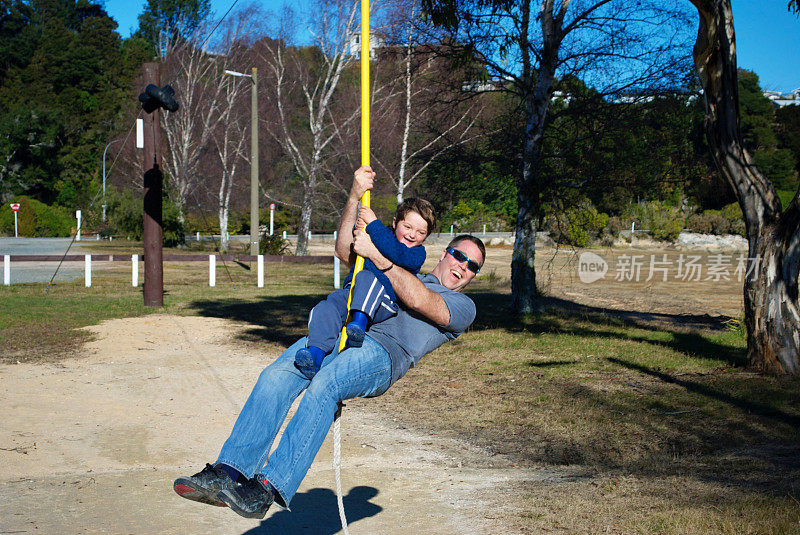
351, 166, 375, 199
353, 230, 379, 260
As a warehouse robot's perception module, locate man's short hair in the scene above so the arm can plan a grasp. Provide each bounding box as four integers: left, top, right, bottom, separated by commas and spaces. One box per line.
395, 198, 437, 235
447, 234, 486, 267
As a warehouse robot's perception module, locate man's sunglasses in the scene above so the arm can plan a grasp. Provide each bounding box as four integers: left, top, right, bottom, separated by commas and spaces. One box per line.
445, 247, 481, 274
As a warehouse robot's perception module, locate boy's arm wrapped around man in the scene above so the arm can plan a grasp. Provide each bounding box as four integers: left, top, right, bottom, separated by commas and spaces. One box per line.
365, 220, 426, 272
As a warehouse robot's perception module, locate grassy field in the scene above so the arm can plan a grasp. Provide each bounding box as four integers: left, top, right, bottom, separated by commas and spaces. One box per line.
2, 244, 799, 533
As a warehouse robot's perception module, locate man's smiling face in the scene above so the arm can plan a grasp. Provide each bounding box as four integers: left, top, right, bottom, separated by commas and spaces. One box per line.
430, 239, 484, 292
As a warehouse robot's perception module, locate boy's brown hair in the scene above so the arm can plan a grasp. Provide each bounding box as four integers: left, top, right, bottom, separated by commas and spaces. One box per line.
394, 197, 437, 236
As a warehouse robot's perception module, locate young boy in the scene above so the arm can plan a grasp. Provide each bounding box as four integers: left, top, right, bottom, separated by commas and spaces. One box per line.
294, 197, 437, 379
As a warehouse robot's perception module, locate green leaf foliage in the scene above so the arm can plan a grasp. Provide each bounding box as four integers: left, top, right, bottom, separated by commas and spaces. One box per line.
0, 195, 73, 236
0, 0, 145, 210
105, 186, 185, 246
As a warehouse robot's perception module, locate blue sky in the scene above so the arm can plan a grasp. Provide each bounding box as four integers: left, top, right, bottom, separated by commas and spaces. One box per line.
103, 0, 800, 93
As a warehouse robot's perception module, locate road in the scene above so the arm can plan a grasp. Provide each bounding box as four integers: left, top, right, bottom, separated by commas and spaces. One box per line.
0, 237, 93, 284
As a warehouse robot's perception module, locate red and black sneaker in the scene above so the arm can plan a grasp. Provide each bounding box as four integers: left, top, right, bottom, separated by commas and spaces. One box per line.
174, 464, 236, 507
217, 477, 276, 519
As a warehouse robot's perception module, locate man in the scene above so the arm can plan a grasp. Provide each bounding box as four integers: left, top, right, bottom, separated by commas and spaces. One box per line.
174, 166, 485, 519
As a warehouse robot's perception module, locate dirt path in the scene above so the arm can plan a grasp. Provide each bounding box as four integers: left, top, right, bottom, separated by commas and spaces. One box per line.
0, 315, 545, 534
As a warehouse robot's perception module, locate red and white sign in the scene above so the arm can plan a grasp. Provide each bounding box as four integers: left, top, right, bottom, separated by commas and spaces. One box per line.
269, 203, 276, 211
10, 203, 20, 212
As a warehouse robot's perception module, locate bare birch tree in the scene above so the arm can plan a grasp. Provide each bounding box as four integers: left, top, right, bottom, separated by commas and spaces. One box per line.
375, 0, 484, 203
212, 72, 250, 251
258, 0, 364, 255
689, 0, 800, 374
160, 7, 262, 223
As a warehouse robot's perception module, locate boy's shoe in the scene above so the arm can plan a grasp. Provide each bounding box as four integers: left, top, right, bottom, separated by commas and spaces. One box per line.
173, 463, 235, 507
217, 477, 275, 519
345, 322, 365, 348
294, 347, 320, 379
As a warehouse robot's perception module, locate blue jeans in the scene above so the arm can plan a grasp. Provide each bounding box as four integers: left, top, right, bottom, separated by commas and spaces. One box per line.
216, 335, 392, 508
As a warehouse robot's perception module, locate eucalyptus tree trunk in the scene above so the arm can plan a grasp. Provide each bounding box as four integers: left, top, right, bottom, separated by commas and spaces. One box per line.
512, 0, 565, 314
690, 0, 800, 374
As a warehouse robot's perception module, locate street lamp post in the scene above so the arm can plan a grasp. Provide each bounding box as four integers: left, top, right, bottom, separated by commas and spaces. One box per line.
224, 68, 259, 256
102, 139, 121, 223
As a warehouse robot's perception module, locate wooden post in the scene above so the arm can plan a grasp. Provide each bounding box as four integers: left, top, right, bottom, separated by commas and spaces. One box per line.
142, 62, 164, 307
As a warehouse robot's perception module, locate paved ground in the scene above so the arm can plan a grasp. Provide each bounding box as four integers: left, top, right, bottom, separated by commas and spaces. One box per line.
0, 237, 93, 283
0, 315, 539, 534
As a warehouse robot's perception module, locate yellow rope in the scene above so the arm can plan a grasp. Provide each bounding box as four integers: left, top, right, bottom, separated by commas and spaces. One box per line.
338, 0, 370, 353
334, 5, 369, 533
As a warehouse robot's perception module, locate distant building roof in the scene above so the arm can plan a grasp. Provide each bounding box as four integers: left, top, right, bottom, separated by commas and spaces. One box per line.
763, 89, 800, 107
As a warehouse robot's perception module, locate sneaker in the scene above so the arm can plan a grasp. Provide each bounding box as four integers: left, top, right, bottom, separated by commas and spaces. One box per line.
217, 477, 275, 519
173, 463, 236, 507
294, 347, 320, 379
345, 322, 365, 348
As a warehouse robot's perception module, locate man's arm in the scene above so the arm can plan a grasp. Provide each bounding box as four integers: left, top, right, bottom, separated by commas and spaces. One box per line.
353, 231, 450, 326
335, 166, 374, 265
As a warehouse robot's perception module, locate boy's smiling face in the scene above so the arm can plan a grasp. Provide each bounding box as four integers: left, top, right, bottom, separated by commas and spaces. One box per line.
393, 211, 429, 248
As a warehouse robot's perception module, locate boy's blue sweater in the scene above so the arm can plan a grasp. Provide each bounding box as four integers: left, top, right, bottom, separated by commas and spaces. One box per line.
344, 220, 426, 302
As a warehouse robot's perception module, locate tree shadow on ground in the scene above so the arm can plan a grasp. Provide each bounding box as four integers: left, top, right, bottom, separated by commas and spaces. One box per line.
468, 292, 746, 366
241, 486, 381, 534
609, 357, 800, 427
189, 294, 325, 347
188, 291, 745, 365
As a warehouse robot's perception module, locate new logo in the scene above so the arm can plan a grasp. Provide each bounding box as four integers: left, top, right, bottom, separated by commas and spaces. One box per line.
578, 252, 608, 283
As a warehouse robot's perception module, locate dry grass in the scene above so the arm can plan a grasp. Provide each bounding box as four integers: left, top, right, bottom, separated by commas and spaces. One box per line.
366, 251, 800, 533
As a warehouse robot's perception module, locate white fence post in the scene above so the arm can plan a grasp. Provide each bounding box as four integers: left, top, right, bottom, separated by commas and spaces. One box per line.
334, 256, 341, 289
450, 224, 454, 237
84, 255, 91, 287
3, 255, 9, 286
283, 230, 287, 240
209, 255, 216, 287
257, 255, 264, 288
132, 255, 139, 287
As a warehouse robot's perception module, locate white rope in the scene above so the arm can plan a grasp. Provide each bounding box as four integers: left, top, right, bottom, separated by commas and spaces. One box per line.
333, 402, 350, 535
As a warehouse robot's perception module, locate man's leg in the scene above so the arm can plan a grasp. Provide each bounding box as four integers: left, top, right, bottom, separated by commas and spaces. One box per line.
215, 337, 311, 477
175, 338, 312, 507
231, 335, 392, 512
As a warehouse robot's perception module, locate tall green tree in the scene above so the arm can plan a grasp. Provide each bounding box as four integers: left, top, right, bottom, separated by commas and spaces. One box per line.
776, 105, 800, 179
737, 69, 797, 191
0, 0, 138, 206
135, 0, 211, 57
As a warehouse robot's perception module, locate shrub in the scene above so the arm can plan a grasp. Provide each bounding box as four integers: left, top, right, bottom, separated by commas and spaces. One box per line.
548, 200, 609, 247
258, 206, 293, 234
684, 203, 745, 237
259, 232, 290, 255
105, 187, 185, 246
440, 200, 511, 233
623, 201, 683, 242
0, 196, 73, 237
686, 213, 712, 234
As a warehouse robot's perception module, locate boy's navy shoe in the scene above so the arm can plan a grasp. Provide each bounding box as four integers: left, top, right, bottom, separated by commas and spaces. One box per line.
345, 310, 369, 348
294, 346, 325, 379
173, 463, 235, 507
217, 477, 275, 519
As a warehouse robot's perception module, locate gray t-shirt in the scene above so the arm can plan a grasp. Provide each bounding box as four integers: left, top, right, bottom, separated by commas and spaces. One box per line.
366, 273, 477, 388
